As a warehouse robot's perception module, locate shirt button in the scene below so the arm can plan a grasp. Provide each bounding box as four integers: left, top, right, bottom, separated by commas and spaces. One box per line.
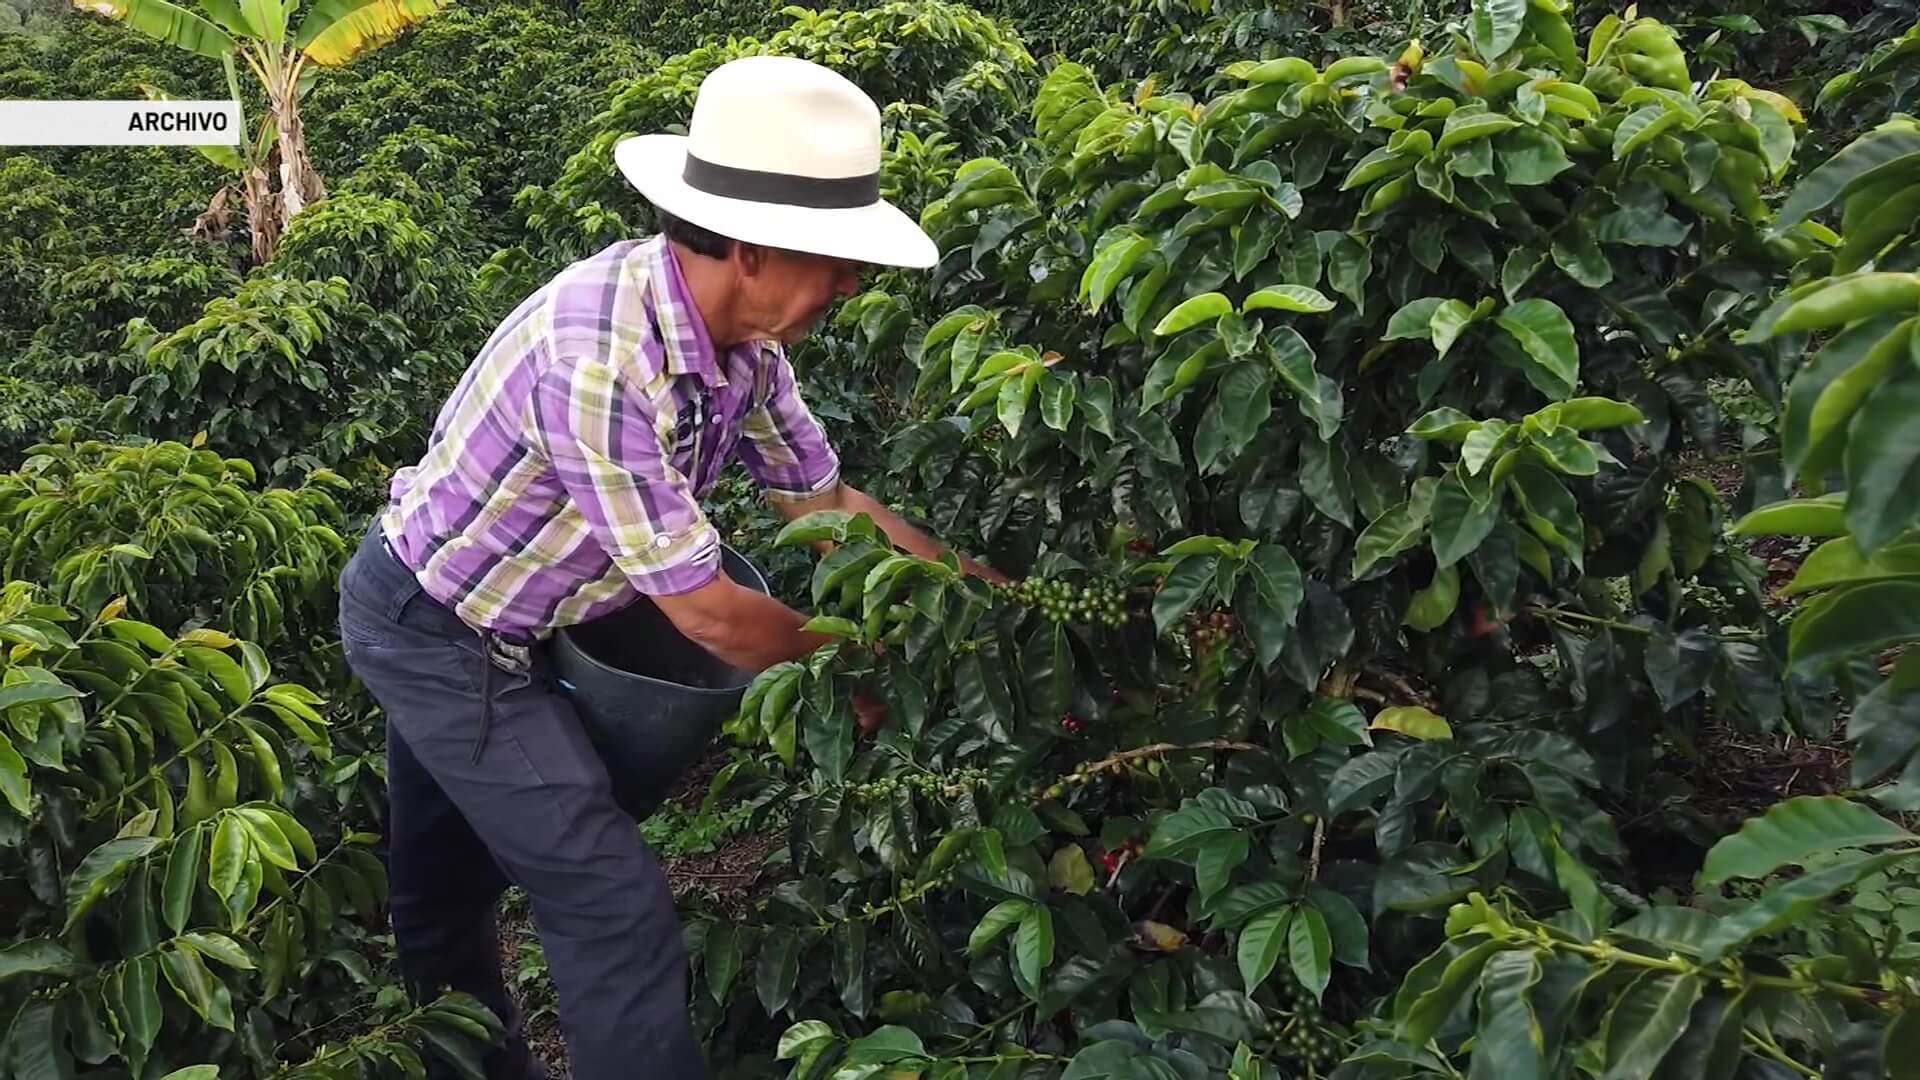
654, 535, 673, 549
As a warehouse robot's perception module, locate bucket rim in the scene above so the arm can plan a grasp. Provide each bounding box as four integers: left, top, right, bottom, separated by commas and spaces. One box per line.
552, 630, 753, 697
552, 543, 768, 697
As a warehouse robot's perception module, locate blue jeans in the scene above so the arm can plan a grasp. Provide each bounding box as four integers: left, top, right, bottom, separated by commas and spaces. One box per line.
337, 523, 707, 1079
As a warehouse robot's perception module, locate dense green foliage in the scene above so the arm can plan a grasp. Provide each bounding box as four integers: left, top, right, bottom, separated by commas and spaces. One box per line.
6, 0, 1920, 1076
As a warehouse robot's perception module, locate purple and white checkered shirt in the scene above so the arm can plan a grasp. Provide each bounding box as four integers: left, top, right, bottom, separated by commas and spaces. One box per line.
380, 236, 841, 639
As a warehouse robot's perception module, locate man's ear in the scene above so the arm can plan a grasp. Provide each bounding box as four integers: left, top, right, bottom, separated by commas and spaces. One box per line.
734, 241, 769, 277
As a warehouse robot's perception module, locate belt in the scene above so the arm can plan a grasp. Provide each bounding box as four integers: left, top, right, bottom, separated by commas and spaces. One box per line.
368, 524, 537, 764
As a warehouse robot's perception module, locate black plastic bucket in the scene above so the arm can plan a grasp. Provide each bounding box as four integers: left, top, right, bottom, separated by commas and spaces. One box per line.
552, 546, 768, 821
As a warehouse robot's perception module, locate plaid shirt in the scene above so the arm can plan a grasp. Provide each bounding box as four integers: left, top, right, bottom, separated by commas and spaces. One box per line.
380, 236, 841, 638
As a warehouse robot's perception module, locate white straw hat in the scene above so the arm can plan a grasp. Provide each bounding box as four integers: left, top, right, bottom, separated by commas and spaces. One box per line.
614, 56, 938, 269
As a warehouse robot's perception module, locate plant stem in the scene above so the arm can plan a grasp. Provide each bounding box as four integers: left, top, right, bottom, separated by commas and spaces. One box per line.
1744, 1028, 1820, 1079
945, 1002, 1033, 1055
1308, 817, 1326, 882
1520, 934, 1888, 1006
1525, 606, 1651, 636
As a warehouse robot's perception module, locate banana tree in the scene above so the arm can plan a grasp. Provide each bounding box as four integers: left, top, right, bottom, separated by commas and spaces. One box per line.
73, 0, 446, 253
142, 59, 281, 262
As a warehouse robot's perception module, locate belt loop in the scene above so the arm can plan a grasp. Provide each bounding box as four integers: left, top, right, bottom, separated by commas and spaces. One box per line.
368, 522, 426, 625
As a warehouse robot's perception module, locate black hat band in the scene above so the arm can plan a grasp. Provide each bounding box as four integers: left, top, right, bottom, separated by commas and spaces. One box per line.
683, 152, 879, 210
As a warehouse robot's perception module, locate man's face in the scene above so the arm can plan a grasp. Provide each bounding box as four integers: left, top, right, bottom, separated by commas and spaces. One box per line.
740, 246, 865, 345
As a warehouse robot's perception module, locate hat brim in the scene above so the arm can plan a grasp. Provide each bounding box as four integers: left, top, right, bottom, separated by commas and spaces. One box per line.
614, 134, 938, 270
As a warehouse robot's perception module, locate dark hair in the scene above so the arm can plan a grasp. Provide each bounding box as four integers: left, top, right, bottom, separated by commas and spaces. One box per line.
657, 209, 736, 259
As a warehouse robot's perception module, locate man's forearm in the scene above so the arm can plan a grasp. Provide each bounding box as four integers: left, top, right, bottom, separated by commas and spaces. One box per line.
653, 576, 839, 674
831, 485, 1010, 584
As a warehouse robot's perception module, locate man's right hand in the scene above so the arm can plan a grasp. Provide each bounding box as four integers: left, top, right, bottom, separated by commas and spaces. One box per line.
853, 688, 888, 734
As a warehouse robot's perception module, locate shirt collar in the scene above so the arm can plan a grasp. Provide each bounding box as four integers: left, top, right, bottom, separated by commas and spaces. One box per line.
641, 235, 730, 389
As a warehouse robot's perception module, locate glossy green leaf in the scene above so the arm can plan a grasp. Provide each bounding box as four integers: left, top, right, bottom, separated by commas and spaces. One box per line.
1013, 905, 1053, 998
1775, 124, 1920, 231
207, 813, 250, 904
1699, 850, 1909, 962
1408, 407, 1479, 442
968, 899, 1029, 955
1612, 105, 1681, 159
1730, 494, 1848, 538
1216, 362, 1275, 466
1845, 361, 1920, 552
1788, 581, 1920, 675
1510, 466, 1583, 565
1328, 234, 1372, 309
1147, 802, 1240, 859
179, 931, 254, 970
1497, 127, 1572, 185
1698, 795, 1914, 889
776, 1020, 836, 1062
1237, 906, 1292, 994
63, 836, 162, 933
1438, 110, 1521, 152
1352, 494, 1434, 577
1554, 397, 1645, 431
0, 735, 27, 818
1785, 537, 1920, 595
1470, 949, 1545, 1080
1616, 906, 1718, 957
1400, 939, 1501, 1046
1288, 904, 1332, 1000
954, 650, 1014, 742
1153, 556, 1217, 635
112, 956, 164, 1074
1496, 300, 1578, 399
1386, 297, 1446, 342
704, 922, 741, 1005
998, 364, 1042, 438
1404, 564, 1460, 631
755, 928, 802, 1017
161, 945, 235, 1030
1082, 231, 1153, 311
163, 824, 204, 934
1430, 299, 1476, 360
1470, 0, 1525, 58
1153, 292, 1233, 337
0, 938, 76, 983
1779, 315, 1907, 485
1244, 285, 1334, 314
1598, 972, 1703, 1080
1431, 472, 1499, 566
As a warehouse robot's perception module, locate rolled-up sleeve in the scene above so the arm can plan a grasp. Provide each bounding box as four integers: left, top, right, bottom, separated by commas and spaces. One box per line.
737, 350, 841, 503
532, 353, 722, 596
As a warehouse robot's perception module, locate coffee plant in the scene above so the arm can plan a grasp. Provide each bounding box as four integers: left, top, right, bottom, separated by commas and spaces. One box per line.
673, 4, 1920, 1077
0, 440, 351, 648
1729, 110, 1920, 808
0, 577, 495, 1077
8, 0, 1920, 1076
110, 274, 451, 483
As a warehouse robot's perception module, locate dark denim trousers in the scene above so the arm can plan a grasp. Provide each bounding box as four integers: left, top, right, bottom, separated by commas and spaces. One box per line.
336, 523, 707, 1080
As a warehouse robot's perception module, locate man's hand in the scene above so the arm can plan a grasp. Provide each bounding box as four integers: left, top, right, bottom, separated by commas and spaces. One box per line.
853, 688, 888, 734
776, 482, 1010, 586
